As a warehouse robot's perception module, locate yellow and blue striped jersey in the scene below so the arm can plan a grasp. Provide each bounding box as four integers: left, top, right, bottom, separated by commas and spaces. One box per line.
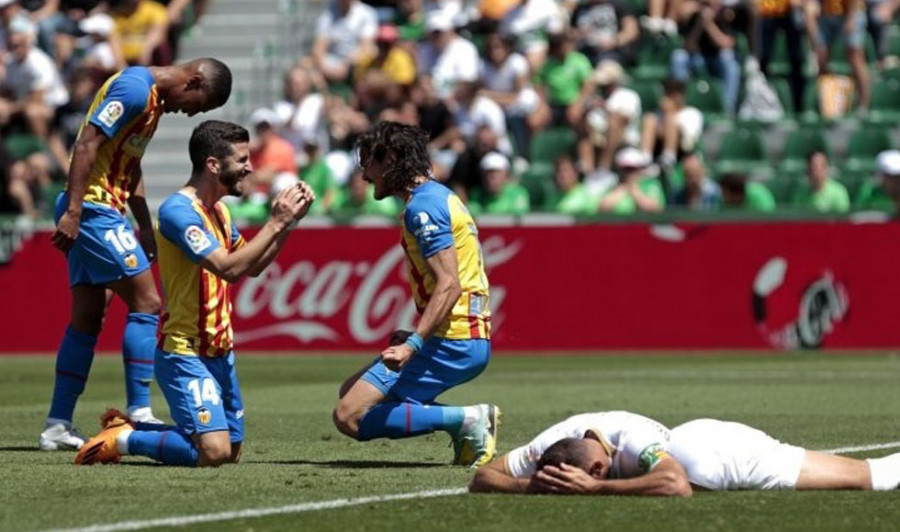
401, 180, 491, 340
156, 192, 247, 357
75, 66, 162, 213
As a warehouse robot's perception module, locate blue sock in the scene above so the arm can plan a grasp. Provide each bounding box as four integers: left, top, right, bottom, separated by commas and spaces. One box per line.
133, 421, 177, 432
126, 429, 199, 466
48, 327, 97, 421
356, 403, 465, 441
122, 312, 158, 411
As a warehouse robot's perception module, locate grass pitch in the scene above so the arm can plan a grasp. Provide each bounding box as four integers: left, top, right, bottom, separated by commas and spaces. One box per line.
3, 352, 900, 532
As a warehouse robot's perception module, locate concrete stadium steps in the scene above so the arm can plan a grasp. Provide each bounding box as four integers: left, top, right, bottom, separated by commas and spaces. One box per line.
141, 0, 321, 208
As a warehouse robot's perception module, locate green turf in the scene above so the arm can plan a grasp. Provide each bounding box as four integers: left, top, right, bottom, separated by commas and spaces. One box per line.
3, 353, 900, 532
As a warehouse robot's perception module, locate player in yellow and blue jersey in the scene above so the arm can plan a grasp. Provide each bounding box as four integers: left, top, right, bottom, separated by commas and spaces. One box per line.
75, 120, 315, 467
333, 121, 500, 468
40, 59, 233, 452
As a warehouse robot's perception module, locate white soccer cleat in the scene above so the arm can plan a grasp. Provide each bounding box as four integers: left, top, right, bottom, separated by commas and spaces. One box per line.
39, 418, 87, 451
126, 407, 165, 425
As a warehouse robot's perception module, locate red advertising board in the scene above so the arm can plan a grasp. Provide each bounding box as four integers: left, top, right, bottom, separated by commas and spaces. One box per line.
1, 222, 897, 352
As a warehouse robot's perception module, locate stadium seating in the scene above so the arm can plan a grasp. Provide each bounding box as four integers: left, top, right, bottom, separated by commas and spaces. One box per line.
686, 78, 726, 123
714, 128, 767, 174
632, 35, 679, 82
529, 127, 577, 163
778, 129, 831, 173
844, 127, 893, 172
866, 78, 900, 124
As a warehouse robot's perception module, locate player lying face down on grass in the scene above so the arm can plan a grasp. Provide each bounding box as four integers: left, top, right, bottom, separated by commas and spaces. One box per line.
41, 58, 234, 452
469, 411, 900, 495
332, 121, 500, 467
75, 120, 316, 467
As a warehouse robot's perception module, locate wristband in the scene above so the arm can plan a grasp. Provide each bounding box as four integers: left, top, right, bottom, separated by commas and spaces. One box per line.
404, 333, 424, 353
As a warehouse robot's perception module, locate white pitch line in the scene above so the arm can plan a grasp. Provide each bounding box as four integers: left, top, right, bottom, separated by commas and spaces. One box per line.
820, 441, 900, 454
39, 487, 468, 532
37, 441, 900, 532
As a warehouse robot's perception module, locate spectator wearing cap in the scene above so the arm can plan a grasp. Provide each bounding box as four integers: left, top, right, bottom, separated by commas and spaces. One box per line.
332, 168, 401, 217
549, 154, 597, 215
640, 79, 704, 171
855, 150, 900, 211
467, 152, 530, 215
531, 31, 592, 131
313, 0, 378, 84
111, 0, 171, 66
478, 32, 535, 157
790, 150, 849, 213
499, 0, 567, 70
719, 173, 776, 211
1, 15, 69, 140
354, 25, 416, 87
570, 0, 639, 66
273, 65, 328, 152
806, 0, 870, 111
574, 59, 641, 173
248, 107, 298, 198
671, 153, 721, 211
598, 147, 664, 214
417, 7, 479, 99
0, 0, 22, 53
78, 13, 125, 75
670, 0, 741, 114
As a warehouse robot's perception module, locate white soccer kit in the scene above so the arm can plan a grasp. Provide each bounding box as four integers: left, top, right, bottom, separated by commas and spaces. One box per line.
505, 412, 672, 479
668, 419, 807, 491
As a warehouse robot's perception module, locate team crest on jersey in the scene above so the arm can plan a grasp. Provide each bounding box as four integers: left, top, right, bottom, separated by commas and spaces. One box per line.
184, 226, 211, 255
123, 253, 138, 269
638, 443, 668, 472
197, 407, 212, 425
98, 101, 124, 128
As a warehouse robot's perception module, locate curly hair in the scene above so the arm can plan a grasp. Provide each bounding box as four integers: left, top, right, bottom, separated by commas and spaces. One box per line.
355, 121, 432, 194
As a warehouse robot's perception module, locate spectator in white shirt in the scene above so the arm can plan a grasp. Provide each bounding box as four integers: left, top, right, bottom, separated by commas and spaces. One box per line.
499, 0, 567, 69
417, 8, 479, 99
273, 64, 328, 152
479, 32, 535, 157
0, 16, 69, 140
313, 0, 378, 83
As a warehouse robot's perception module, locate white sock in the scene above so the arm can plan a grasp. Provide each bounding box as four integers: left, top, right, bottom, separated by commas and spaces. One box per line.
116, 428, 134, 455
867, 453, 900, 490
44, 417, 70, 429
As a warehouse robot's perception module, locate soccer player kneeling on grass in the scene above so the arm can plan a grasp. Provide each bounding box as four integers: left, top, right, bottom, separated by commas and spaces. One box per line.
75, 120, 315, 466
469, 411, 900, 495
332, 122, 499, 467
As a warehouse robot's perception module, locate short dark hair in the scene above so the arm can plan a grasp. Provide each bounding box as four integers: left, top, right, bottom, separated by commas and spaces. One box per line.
197, 58, 232, 109
189, 120, 249, 174
719, 172, 748, 194
807, 149, 827, 165
663, 78, 686, 96
355, 121, 432, 193
536, 438, 594, 472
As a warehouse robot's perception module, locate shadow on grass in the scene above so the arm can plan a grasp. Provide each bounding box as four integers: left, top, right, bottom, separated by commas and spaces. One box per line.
249, 459, 447, 469
0, 446, 42, 452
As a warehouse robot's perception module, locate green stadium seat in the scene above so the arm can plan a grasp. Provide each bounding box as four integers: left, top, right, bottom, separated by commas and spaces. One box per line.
766, 174, 798, 203
853, 179, 893, 210
829, 35, 877, 76
713, 128, 767, 174
632, 35, 679, 81
772, 78, 795, 116
835, 167, 871, 199
529, 127, 577, 163
844, 127, 893, 172
799, 82, 822, 125
779, 129, 830, 172
865, 78, 900, 125
767, 34, 804, 78
686, 78, 726, 122
520, 161, 556, 209
628, 79, 663, 114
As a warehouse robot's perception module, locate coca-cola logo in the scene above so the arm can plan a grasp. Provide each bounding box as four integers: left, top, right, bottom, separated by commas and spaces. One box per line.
234, 236, 522, 345
752, 257, 849, 349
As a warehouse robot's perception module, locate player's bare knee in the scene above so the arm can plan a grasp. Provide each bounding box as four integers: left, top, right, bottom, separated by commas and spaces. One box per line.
198, 442, 232, 467
332, 404, 360, 439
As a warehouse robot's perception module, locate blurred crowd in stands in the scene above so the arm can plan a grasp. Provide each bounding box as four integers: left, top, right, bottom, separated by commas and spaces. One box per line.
0, 0, 204, 218
6, 0, 900, 222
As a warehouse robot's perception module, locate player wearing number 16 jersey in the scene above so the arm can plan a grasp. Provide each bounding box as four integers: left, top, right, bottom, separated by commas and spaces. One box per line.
333, 122, 500, 468
40, 59, 232, 451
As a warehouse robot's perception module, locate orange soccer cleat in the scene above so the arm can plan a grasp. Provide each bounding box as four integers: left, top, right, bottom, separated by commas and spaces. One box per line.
74, 422, 132, 465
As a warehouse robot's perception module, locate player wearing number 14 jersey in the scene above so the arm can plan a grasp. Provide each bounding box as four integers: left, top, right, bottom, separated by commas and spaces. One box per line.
333, 121, 499, 467
41, 59, 233, 451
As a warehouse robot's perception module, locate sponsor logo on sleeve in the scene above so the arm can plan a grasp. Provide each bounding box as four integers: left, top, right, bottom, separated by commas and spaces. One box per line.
98, 101, 125, 128
184, 226, 212, 255
638, 443, 669, 472
411, 211, 440, 239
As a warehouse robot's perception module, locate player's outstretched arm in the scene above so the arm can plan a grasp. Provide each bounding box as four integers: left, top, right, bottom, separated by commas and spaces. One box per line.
199, 186, 310, 283
535, 458, 692, 497
469, 455, 531, 494
52, 125, 107, 252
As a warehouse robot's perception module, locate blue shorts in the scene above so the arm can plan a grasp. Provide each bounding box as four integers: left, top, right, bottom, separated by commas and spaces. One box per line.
361, 338, 490, 404
54, 192, 150, 287
817, 13, 866, 50
154, 349, 245, 443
